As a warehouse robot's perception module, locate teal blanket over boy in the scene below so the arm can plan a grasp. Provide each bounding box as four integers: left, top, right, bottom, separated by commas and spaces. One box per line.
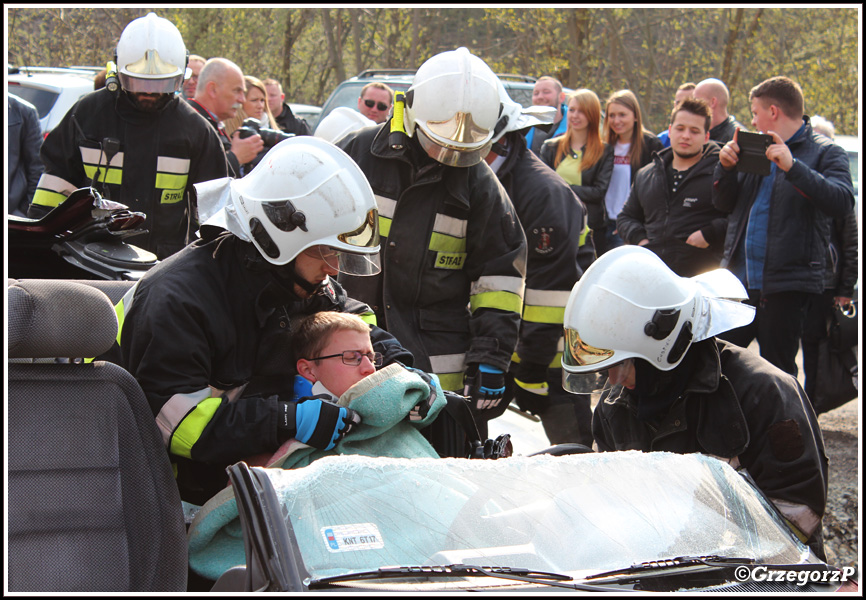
187, 364, 447, 580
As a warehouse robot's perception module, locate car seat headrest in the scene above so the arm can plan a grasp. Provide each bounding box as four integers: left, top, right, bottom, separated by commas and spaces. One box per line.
8, 279, 119, 359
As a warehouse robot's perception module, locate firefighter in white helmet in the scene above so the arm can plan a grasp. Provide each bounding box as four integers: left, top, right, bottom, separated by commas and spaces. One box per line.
480, 76, 595, 445
116, 137, 418, 505
29, 12, 229, 259
337, 48, 527, 452
562, 244, 829, 560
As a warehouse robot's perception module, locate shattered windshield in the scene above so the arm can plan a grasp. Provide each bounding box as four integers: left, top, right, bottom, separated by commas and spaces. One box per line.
265, 451, 808, 581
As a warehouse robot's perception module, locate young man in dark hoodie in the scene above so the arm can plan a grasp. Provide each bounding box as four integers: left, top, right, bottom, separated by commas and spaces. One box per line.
617, 97, 727, 277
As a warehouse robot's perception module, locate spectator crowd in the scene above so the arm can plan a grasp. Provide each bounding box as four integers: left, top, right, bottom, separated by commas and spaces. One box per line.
7, 11, 857, 576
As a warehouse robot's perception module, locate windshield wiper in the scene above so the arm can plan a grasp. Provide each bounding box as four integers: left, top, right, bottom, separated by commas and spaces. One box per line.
310, 563, 624, 591
582, 555, 833, 589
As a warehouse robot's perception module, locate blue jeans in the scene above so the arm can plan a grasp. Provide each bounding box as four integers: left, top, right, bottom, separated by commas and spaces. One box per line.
593, 224, 625, 257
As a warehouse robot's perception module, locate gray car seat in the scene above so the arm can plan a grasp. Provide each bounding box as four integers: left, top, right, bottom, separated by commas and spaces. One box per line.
7, 278, 188, 592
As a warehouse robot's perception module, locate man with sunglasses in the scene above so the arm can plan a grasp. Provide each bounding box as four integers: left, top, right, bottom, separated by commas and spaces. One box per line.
560, 245, 829, 560
357, 82, 393, 124
116, 137, 416, 506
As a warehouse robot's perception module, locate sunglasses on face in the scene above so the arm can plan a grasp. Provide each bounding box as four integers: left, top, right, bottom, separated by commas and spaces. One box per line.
363, 99, 389, 112
311, 350, 384, 367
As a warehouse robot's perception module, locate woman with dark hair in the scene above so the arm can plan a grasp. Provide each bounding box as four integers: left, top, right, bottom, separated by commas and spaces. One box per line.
540, 89, 613, 263
598, 89, 663, 255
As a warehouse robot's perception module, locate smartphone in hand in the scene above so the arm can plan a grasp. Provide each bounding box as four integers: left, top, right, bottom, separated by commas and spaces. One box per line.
736, 131, 774, 176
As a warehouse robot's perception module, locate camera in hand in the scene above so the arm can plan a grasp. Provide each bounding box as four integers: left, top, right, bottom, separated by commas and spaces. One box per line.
236, 117, 294, 148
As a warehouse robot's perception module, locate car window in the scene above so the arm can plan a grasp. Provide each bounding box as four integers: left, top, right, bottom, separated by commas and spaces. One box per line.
504, 85, 534, 108
319, 80, 412, 126
8, 84, 59, 119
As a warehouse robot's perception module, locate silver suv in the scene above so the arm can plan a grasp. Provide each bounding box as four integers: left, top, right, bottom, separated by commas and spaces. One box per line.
8, 66, 101, 135
314, 68, 537, 134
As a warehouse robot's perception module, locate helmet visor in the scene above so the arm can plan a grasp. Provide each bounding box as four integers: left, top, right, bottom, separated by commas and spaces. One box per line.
417, 128, 490, 167
562, 369, 610, 395
426, 110, 492, 146
302, 245, 381, 276
119, 72, 183, 94
563, 326, 615, 369
338, 209, 379, 249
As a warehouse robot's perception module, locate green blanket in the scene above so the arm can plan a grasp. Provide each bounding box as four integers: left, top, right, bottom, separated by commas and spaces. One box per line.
187, 363, 446, 581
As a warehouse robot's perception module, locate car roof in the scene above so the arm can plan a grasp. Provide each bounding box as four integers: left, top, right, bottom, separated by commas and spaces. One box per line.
834, 134, 858, 154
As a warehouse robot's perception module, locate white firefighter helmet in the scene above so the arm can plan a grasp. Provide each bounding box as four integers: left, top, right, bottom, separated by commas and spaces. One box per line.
198, 136, 380, 274
403, 47, 501, 167
314, 107, 377, 145
561, 245, 755, 393
116, 12, 187, 94
490, 77, 557, 145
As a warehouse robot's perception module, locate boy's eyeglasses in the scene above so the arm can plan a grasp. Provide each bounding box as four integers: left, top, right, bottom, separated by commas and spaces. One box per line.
363, 99, 389, 112
311, 350, 383, 368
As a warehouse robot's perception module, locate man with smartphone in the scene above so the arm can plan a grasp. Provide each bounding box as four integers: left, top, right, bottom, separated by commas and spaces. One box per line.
712, 76, 854, 378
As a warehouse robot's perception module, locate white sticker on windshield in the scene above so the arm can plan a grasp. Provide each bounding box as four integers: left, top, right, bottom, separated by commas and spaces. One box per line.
322, 523, 384, 552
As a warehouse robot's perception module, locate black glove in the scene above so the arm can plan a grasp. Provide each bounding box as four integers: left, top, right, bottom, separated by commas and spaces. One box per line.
512, 361, 550, 397
277, 399, 360, 450
400, 363, 439, 422
464, 363, 506, 410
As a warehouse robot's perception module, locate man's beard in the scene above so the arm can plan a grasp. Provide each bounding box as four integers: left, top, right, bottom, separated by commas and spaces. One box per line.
128, 92, 171, 113
672, 147, 701, 161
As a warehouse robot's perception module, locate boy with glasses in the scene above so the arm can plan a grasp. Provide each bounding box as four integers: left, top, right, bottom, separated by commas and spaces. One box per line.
294, 311, 383, 402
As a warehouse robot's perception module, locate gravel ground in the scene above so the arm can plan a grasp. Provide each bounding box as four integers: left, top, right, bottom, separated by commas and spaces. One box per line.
816, 398, 859, 575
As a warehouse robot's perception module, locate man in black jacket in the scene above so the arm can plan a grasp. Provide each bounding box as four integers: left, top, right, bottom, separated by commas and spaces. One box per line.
713, 76, 854, 377
483, 82, 591, 445
618, 97, 727, 277
117, 137, 409, 505
561, 245, 829, 560
264, 78, 313, 136
693, 78, 745, 145
28, 13, 229, 259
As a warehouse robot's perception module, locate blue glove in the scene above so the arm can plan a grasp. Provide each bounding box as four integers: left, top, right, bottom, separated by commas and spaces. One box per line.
277, 398, 360, 450
464, 363, 506, 410
293, 374, 314, 401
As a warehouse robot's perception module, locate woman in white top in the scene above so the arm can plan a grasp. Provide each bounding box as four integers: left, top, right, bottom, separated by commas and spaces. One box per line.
599, 89, 663, 255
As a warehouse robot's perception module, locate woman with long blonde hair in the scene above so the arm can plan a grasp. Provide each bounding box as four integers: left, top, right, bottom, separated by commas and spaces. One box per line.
223, 76, 282, 175
223, 75, 280, 137
540, 89, 614, 259
597, 89, 663, 254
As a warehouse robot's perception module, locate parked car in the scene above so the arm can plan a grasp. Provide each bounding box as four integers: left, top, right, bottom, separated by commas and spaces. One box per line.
191, 452, 852, 592
314, 69, 537, 135
288, 103, 323, 130
7, 66, 101, 135
835, 134, 859, 211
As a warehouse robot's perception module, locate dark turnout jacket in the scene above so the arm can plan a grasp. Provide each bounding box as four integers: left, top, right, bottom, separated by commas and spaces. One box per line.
617, 142, 727, 277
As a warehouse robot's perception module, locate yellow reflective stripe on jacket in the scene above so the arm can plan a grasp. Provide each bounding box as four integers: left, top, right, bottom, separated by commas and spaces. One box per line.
429, 214, 467, 253
169, 396, 223, 459
522, 289, 571, 324
379, 215, 392, 238
511, 339, 564, 370
358, 310, 378, 326
579, 225, 589, 246
155, 155, 191, 199
31, 173, 77, 208
114, 283, 138, 347
80, 147, 123, 185
430, 353, 466, 392
155, 172, 189, 191
375, 195, 396, 238
83, 164, 123, 185
469, 275, 525, 314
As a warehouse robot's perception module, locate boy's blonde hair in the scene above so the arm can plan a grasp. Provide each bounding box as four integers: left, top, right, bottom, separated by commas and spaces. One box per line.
294, 312, 371, 361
